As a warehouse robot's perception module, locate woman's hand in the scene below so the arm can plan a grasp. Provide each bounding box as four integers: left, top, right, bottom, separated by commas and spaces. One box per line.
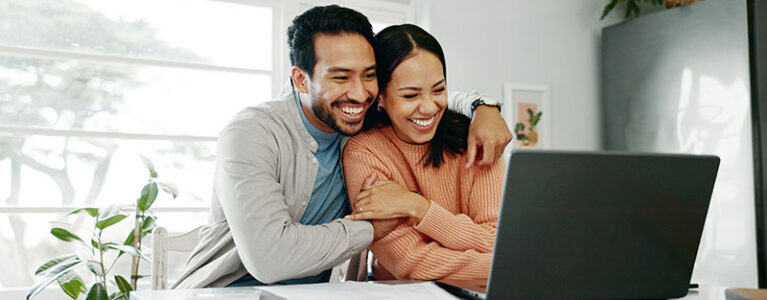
346, 177, 431, 223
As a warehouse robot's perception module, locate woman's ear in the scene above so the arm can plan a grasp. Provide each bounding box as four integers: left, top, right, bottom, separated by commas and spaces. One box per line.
376, 94, 386, 110
291, 66, 310, 94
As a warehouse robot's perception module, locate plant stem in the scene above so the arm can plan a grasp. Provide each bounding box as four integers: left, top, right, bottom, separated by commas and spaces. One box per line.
130, 207, 142, 289
97, 229, 108, 294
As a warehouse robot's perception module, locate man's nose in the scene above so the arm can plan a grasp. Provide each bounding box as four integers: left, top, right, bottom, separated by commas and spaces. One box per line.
347, 77, 367, 102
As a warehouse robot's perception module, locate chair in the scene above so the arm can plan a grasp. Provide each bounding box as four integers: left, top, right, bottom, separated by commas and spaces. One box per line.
151, 226, 201, 290
338, 250, 369, 282
151, 226, 366, 288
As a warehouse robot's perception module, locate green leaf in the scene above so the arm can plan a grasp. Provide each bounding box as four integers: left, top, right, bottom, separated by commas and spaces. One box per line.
131, 274, 147, 280
69, 207, 99, 217
95, 214, 128, 230
98, 205, 123, 221
110, 292, 129, 300
105, 244, 149, 262
123, 231, 135, 247
139, 155, 157, 179
34, 255, 77, 275
50, 228, 83, 243
155, 179, 178, 198
137, 182, 159, 211
57, 272, 86, 299
601, 0, 620, 20
626, 0, 640, 18
114, 275, 132, 293
26, 258, 84, 300
92, 239, 99, 249
140, 215, 156, 235
86, 260, 104, 277
86, 283, 108, 300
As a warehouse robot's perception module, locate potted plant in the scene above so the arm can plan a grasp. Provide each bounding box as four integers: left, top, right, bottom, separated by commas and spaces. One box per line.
26, 156, 177, 300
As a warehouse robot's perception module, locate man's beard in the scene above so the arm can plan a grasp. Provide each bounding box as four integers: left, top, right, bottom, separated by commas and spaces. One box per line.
311, 98, 370, 136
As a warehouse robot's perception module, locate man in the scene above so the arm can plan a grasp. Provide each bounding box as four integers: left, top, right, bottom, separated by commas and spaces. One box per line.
173, 5, 511, 288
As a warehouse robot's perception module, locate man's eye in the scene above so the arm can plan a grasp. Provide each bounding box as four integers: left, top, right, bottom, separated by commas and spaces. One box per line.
364, 73, 376, 79
333, 76, 349, 80
433, 87, 445, 94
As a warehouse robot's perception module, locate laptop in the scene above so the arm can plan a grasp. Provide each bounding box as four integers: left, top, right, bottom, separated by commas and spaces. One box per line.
440, 150, 720, 300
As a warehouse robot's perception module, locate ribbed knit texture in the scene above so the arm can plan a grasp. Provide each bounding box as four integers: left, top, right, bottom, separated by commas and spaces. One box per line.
343, 126, 505, 281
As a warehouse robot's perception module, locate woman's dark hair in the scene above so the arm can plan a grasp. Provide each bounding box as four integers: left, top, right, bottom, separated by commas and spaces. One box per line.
287, 5, 376, 78
364, 24, 470, 168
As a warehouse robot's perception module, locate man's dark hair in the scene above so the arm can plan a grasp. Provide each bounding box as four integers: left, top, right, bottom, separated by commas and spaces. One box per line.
363, 24, 470, 168
287, 5, 376, 78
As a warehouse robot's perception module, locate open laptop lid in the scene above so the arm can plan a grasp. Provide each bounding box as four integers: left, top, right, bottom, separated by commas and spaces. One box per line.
486, 150, 719, 300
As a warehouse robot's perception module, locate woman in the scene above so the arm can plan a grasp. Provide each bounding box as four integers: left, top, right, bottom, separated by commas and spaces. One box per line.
342, 24, 505, 281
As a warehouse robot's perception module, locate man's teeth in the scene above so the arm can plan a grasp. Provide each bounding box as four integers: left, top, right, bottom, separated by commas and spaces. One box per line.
409, 117, 434, 127
340, 106, 363, 115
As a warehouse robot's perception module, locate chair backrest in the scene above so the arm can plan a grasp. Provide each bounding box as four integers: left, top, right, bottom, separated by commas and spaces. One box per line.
151, 226, 201, 290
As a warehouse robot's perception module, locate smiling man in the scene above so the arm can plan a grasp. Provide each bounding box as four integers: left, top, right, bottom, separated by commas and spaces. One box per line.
173, 5, 512, 288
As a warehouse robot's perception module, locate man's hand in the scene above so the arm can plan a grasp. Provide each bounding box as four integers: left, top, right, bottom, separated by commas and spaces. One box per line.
465, 105, 513, 168
347, 179, 429, 221
350, 173, 408, 240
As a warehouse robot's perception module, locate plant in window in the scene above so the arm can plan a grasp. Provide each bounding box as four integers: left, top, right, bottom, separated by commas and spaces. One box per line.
26, 156, 177, 300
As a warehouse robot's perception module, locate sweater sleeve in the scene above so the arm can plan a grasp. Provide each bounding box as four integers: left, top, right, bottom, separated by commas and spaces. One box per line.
343, 138, 492, 280
343, 143, 408, 242
371, 222, 492, 280
413, 158, 505, 253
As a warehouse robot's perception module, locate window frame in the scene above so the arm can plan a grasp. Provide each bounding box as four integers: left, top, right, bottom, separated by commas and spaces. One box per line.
0, 0, 416, 296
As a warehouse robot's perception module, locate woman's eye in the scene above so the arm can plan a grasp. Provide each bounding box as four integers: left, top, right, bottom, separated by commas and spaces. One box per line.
403, 94, 418, 99
364, 73, 376, 79
433, 87, 445, 94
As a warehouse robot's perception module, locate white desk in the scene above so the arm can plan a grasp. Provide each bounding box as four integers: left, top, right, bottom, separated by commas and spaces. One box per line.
130, 283, 729, 300
131, 287, 283, 300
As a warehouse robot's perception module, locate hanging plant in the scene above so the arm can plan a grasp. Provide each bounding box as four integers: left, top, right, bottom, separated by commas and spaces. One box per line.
601, 0, 703, 20
601, 0, 664, 20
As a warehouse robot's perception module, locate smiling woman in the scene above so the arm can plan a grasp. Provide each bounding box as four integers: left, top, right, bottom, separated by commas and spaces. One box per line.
342, 24, 505, 281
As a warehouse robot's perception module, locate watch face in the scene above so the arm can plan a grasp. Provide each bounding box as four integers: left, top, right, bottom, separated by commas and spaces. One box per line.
472, 99, 485, 110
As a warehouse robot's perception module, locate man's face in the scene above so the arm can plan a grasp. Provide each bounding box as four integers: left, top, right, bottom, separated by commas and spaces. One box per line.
303, 33, 378, 136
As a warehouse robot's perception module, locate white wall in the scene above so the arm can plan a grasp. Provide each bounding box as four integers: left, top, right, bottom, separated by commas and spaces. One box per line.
425, 0, 758, 289
422, 0, 622, 150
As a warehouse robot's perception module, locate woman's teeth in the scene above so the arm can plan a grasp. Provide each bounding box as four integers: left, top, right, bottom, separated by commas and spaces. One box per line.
409, 117, 434, 127
340, 106, 363, 115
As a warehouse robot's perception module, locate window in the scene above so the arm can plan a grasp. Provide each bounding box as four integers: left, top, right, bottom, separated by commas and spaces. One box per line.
0, 0, 414, 296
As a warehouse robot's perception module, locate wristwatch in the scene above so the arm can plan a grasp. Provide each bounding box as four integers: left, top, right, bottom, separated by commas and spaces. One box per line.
471, 98, 502, 113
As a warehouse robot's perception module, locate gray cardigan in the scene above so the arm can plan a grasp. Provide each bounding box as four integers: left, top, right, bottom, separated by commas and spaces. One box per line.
173, 85, 483, 288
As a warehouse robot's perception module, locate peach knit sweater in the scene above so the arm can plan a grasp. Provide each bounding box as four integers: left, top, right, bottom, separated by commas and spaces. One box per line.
343, 126, 505, 281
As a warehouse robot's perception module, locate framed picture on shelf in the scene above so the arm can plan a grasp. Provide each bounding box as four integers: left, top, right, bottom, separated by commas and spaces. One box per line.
502, 83, 551, 149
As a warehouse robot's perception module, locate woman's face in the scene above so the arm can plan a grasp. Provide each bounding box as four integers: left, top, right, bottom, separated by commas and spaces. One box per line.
380, 50, 446, 144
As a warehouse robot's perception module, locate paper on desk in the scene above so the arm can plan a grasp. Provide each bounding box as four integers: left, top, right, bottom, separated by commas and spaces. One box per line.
258, 281, 458, 300
186, 287, 261, 300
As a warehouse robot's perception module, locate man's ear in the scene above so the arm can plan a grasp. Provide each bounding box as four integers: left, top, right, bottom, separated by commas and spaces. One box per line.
291, 66, 310, 94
